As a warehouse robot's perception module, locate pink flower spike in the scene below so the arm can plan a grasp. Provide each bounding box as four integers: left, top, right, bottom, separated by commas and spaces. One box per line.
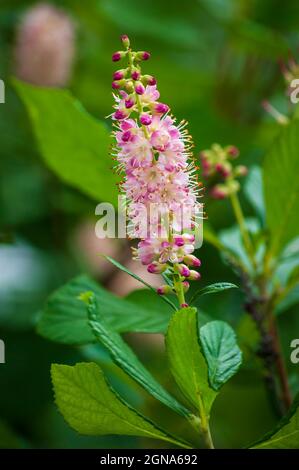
135, 82, 145, 95
140, 114, 152, 125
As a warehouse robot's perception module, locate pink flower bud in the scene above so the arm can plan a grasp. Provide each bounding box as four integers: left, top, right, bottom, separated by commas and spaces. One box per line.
183, 255, 201, 267
147, 262, 167, 274
125, 98, 135, 109
215, 163, 231, 178
227, 145, 239, 158
131, 70, 140, 80
154, 102, 169, 114
112, 81, 121, 89
210, 185, 228, 199
114, 109, 128, 120
157, 285, 172, 295
112, 51, 123, 62
121, 130, 132, 142
135, 82, 145, 95
188, 270, 201, 281
178, 264, 190, 278
113, 70, 124, 80
142, 51, 150, 60
144, 75, 156, 85
174, 236, 185, 247
120, 34, 130, 48
182, 281, 190, 293
235, 165, 248, 177
140, 113, 152, 125
182, 233, 195, 243
180, 303, 189, 308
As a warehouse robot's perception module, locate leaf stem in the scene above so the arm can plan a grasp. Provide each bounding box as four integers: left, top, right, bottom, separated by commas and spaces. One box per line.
229, 191, 257, 270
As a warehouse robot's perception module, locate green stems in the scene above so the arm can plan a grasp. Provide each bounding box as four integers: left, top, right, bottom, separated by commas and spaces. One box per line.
173, 266, 186, 306
229, 191, 257, 270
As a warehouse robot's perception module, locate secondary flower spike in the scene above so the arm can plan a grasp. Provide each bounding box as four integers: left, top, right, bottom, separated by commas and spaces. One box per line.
110, 36, 202, 307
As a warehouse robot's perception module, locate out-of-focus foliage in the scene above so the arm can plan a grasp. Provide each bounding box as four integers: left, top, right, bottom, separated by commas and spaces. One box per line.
1, 0, 299, 449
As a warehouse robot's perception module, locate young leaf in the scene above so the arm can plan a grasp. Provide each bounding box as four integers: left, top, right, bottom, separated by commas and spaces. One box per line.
199, 321, 242, 391
263, 119, 299, 256
51, 362, 190, 448
252, 393, 299, 448
189, 282, 238, 305
166, 307, 217, 416
103, 255, 177, 310
86, 293, 191, 418
13, 79, 118, 205
37, 275, 173, 345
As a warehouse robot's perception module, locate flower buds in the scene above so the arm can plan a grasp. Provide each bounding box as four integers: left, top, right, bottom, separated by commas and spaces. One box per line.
183, 255, 201, 267
147, 262, 167, 274
112, 51, 126, 62
188, 270, 201, 281
178, 264, 190, 278
135, 82, 145, 95
140, 113, 152, 125
157, 285, 172, 295
120, 34, 130, 48
136, 51, 150, 61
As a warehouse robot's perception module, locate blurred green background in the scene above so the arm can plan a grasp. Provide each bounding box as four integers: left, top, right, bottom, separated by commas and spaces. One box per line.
0, 0, 299, 449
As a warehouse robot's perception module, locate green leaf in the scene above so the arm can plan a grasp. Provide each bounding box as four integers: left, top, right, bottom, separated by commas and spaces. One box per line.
103, 255, 177, 310
199, 321, 242, 391
252, 394, 299, 448
263, 119, 299, 255
189, 282, 238, 305
51, 362, 189, 447
13, 79, 118, 205
244, 166, 265, 222
166, 307, 217, 416
37, 275, 173, 345
86, 293, 191, 418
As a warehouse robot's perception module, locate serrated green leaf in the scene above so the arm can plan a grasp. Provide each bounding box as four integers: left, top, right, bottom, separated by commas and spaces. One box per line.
37, 275, 173, 344
166, 307, 217, 416
199, 321, 242, 391
51, 362, 190, 447
189, 282, 238, 305
252, 394, 299, 448
103, 255, 177, 310
13, 79, 118, 205
86, 293, 191, 418
263, 119, 299, 256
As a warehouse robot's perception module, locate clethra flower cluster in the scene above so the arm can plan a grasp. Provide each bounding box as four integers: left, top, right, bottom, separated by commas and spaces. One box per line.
200, 144, 247, 199
110, 35, 202, 306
